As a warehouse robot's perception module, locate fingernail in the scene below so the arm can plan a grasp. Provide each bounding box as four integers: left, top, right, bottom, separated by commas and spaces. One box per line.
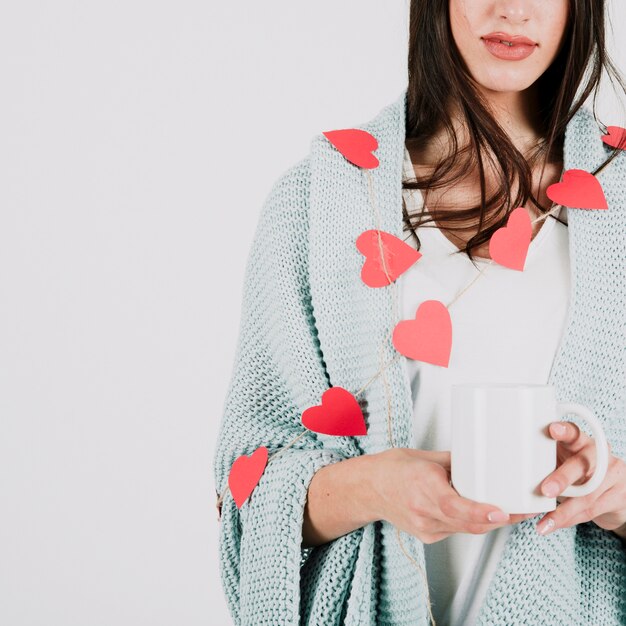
537, 518, 556, 535
551, 422, 566, 435
542, 481, 559, 497
487, 510, 509, 522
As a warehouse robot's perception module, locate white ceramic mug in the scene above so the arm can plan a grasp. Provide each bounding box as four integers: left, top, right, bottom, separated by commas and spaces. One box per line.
450, 383, 610, 514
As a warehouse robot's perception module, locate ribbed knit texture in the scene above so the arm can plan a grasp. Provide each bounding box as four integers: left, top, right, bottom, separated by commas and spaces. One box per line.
213, 88, 626, 625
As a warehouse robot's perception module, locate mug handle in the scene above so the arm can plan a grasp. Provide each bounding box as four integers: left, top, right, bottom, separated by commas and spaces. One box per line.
556, 402, 610, 497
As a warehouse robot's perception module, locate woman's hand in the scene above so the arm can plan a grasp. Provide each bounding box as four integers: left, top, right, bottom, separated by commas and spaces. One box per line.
535, 421, 626, 539
369, 448, 537, 544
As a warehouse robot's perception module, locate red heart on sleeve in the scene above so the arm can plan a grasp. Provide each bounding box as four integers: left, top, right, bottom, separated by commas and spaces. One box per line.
301, 386, 367, 436
228, 446, 269, 509
488, 207, 532, 271
392, 300, 452, 367
322, 129, 379, 169
356, 229, 422, 287
546, 169, 608, 210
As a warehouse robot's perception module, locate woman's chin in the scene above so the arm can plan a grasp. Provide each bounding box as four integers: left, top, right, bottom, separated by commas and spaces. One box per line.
472, 73, 539, 96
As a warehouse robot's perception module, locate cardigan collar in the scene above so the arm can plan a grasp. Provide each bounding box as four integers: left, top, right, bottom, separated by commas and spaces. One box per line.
307, 87, 625, 459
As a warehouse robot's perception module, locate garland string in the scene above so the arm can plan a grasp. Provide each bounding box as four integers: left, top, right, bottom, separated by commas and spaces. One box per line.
363, 166, 563, 625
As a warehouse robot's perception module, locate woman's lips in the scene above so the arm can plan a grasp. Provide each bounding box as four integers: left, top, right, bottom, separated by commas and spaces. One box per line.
482, 32, 537, 46
481, 36, 537, 61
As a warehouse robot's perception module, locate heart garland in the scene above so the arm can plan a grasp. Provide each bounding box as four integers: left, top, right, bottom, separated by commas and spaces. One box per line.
228, 446, 269, 509
546, 169, 608, 210
356, 229, 422, 287
392, 300, 452, 366
322, 128, 380, 169
222, 122, 611, 513
302, 386, 368, 436
601, 125, 626, 150
488, 206, 533, 271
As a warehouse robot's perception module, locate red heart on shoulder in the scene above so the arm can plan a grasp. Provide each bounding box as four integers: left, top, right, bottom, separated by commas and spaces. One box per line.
392, 300, 452, 367
322, 128, 379, 169
228, 446, 269, 509
546, 169, 608, 210
356, 229, 422, 287
488, 207, 532, 271
301, 386, 367, 436
601, 126, 626, 150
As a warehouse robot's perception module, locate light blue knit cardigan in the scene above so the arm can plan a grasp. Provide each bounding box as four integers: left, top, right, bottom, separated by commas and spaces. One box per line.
213, 88, 626, 625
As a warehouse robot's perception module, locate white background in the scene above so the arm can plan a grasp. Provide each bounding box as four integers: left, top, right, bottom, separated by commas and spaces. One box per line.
0, 1, 624, 624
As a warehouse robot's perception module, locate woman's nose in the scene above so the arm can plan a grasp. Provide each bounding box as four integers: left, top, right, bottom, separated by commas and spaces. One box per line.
495, 0, 533, 25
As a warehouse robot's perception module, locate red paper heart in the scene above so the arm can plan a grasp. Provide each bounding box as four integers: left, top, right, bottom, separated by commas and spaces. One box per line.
356, 229, 422, 287
228, 446, 269, 509
301, 386, 367, 436
392, 300, 452, 367
322, 129, 379, 169
546, 169, 608, 210
488, 207, 532, 271
601, 126, 626, 150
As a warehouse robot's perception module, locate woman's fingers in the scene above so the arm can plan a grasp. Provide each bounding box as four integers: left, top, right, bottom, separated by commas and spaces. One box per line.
404, 451, 544, 540
541, 441, 597, 497
548, 420, 588, 454
535, 457, 625, 534
437, 484, 542, 531
536, 488, 617, 536
438, 488, 509, 525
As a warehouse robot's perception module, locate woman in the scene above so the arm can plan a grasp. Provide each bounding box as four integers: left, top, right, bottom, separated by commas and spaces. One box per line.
214, 1, 626, 624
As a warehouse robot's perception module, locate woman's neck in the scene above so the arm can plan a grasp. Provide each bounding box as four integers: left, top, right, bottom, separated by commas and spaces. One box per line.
413, 83, 545, 166
476, 81, 544, 151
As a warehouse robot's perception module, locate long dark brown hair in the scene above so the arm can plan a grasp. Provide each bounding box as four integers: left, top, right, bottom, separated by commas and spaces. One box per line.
403, 0, 626, 264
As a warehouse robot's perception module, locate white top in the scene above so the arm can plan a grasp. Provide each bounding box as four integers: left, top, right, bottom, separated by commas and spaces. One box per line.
398, 146, 570, 626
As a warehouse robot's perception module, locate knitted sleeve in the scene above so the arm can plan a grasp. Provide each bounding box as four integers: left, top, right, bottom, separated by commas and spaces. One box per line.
213, 158, 366, 625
